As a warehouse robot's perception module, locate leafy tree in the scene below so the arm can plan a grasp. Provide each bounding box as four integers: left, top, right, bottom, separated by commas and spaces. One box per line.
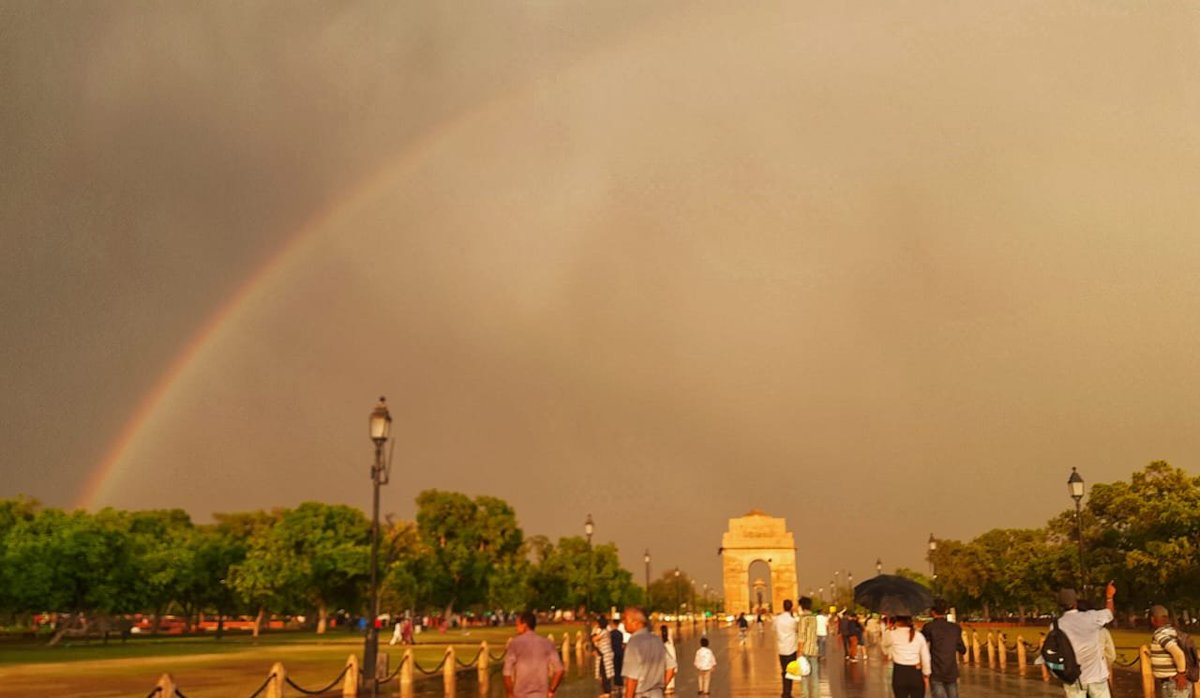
413, 490, 523, 617
229, 509, 293, 637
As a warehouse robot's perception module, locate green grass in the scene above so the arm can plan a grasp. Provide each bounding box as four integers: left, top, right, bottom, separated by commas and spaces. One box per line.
0, 623, 586, 698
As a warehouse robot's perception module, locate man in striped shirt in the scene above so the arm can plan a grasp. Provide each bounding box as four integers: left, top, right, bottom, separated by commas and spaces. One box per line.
1149, 606, 1193, 698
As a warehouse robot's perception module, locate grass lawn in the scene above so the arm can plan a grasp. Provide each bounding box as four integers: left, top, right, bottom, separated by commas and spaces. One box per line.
0, 623, 586, 698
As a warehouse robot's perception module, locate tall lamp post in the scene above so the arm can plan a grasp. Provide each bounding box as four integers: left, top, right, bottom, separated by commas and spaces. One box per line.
875, 558, 882, 576
690, 580, 696, 627
1068, 468, 1086, 591
362, 397, 392, 697
674, 567, 681, 632
644, 549, 651, 610
928, 534, 938, 591
585, 514, 595, 616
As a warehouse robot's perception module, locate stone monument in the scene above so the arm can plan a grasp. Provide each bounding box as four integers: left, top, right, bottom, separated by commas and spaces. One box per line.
720, 510, 798, 615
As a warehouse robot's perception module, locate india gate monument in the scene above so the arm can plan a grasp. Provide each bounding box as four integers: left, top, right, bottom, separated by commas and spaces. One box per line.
720, 510, 798, 614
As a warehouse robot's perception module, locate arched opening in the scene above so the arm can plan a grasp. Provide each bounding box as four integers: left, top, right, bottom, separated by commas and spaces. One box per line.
747, 559, 773, 615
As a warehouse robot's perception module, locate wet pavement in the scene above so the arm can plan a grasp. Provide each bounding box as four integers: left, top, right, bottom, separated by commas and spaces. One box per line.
410, 622, 1144, 697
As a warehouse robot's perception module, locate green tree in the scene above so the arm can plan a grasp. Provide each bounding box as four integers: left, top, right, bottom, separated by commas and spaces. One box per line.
413, 490, 523, 617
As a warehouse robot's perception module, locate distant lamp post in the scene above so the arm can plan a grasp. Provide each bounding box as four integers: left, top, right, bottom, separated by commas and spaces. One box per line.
876, 558, 883, 576
690, 580, 697, 626
928, 534, 938, 589
644, 549, 651, 610
362, 396, 392, 697
674, 567, 682, 631
1068, 468, 1087, 590
585, 514, 595, 615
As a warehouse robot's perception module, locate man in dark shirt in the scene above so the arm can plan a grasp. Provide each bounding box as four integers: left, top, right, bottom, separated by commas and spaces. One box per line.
921, 599, 966, 698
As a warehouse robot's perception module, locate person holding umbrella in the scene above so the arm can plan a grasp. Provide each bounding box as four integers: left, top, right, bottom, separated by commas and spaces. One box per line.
883, 615, 931, 698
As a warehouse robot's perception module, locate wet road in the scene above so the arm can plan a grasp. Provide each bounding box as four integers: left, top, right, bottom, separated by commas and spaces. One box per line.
411, 622, 1144, 697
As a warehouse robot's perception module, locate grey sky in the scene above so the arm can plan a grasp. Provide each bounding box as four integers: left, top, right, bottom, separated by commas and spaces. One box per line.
2, 1, 1198, 596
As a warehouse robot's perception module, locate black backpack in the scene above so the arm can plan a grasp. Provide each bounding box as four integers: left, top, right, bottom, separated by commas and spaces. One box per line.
1041, 618, 1081, 684
1176, 629, 1199, 684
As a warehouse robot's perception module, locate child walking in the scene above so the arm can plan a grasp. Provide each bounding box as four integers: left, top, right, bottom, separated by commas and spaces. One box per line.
693, 636, 717, 695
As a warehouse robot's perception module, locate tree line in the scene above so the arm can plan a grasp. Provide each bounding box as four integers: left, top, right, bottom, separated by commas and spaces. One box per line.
927, 461, 1199, 622
0, 489, 659, 643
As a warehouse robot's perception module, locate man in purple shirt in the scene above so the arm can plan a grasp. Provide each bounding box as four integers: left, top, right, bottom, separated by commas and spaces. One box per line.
504, 611, 564, 698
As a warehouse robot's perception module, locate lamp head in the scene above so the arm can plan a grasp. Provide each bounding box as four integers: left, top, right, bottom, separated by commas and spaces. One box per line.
369, 396, 392, 444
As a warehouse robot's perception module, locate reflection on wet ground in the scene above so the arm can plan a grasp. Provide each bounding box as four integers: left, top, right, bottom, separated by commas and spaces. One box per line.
409, 622, 1144, 697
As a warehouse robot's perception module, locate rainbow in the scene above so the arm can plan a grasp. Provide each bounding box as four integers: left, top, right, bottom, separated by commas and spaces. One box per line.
75, 92, 515, 509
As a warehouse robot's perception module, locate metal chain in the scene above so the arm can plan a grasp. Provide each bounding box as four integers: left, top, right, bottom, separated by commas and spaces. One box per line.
455, 646, 485, 669
413, 654, 449, 676
283, 664, 351, 695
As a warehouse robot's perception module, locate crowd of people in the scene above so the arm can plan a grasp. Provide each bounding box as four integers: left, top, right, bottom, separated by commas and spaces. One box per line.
498, 582, 1196, 698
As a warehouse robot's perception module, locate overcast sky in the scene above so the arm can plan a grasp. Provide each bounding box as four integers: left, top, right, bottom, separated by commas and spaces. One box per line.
3, 1, 1198, 597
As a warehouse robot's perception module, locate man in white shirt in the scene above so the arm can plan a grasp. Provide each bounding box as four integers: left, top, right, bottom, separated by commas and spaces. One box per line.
774, 599, 800, 697
1055, 583, 1117, 698
815, 610, 829, 660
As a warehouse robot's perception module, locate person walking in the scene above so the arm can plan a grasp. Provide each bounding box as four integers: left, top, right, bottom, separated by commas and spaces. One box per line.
660, 625, 677, 693
884, 615, 931, 698
503, 611, 564, 698
737, 613, 749, 645
1053, 583, 1117, 698
922, 599, 965, 698
1149, 605, 1194, 698
612, 617, 627, 693
774, 599, 800, 697
693, 636, 717, 695
815, 608, 829, 660
593, 617, 616, 697
621, 607, 677, 698
796, 597, 821, 697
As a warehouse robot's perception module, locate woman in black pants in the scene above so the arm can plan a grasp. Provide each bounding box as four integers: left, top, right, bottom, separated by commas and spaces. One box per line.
883, 616, 931, 698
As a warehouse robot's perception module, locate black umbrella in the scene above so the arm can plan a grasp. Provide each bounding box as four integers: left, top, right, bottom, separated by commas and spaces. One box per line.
853, 575, 932, 616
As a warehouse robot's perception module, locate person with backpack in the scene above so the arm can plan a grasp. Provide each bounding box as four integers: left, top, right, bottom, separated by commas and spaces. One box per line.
922, 599, 966, 698
1047, 583, 1116, 698
1149, 605, 1196, 698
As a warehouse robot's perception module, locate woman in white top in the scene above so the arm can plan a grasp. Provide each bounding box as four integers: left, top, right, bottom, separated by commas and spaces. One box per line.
883, 616, 931, 698
660, 624, 678, 692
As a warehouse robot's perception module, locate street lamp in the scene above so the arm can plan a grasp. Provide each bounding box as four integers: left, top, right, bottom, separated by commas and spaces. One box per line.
876, 558, 882, 576
362, 396, 392, 697
584, 514, 594, 615
1068, 468, 1087, 590
644, 549, 651, 610
690, 580, 697, 626
928, 534, 938, 589
674, 567, 681, 631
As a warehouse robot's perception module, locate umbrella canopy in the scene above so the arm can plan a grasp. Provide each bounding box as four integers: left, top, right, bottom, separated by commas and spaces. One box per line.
853, 575, 932, 616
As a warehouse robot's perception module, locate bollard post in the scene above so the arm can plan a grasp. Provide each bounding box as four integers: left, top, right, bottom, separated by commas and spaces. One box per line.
400, 648, 414, 698
998, 633, 1007, 669
342, 654, 359, 697
154, 674, 176, 698
562, 632, 571, 669
478, 641, 490, 694
576, 630, 586, 668
972, 632, 981, 665
266, 662, 287, 698
1038, 633, 1049, 681
1017, 637, 1027, 671
443, 646, 456, 697
986, 632, 995, 666
1140, 645, 1154, 698
960, 630, 969, 664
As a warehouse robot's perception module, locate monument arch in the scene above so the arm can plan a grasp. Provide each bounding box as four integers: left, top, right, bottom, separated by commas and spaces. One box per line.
719, 510, 798, 615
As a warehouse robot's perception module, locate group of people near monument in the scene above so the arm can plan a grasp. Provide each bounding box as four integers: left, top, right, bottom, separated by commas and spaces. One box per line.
500, 582, 1196, 698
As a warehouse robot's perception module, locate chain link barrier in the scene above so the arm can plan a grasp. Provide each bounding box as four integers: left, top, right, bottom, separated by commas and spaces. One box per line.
283, 664, 350, 695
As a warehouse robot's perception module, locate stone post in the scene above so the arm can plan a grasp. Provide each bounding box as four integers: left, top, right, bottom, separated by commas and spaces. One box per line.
562, 632, 571, 669
266, 662, 286, 698
342, 654, 358, 697
478, 641, 490, 689
972, 632, 981, 665
960, 629, 969, 663
1017, 637, 1027, 670
986, 632, 995, 665
443, 646, 455, 697
998, 633, 1007, 669
1038, 633, 1049, 681
400, 648, 414, 698
154, 675, 176, 698
576, 630, 587, 668
1140, 645, 1154, 698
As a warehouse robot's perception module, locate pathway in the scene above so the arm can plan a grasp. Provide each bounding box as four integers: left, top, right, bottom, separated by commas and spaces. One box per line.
418, 621, 1145, 697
